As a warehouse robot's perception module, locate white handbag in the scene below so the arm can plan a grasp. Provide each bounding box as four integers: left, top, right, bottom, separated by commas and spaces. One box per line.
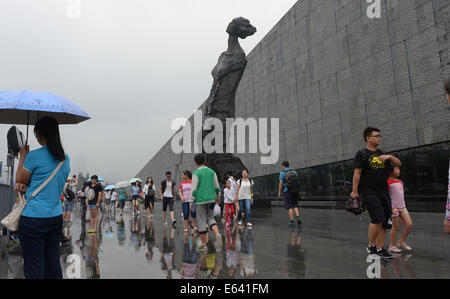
1, 161, 64, 232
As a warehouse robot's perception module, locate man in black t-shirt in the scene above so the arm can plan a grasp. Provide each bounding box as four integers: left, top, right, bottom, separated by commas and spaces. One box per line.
351, 127, 401, 260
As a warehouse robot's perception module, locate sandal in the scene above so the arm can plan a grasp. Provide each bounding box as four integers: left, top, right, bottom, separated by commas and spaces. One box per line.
389, 246, 402, 253
398, 242, 412, 251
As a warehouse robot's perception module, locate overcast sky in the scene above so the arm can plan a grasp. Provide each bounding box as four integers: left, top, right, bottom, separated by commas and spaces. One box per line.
0, 0, 297, 184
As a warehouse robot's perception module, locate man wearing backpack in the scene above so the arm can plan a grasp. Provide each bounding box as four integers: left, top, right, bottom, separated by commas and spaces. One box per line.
351, 127, 401, 260
63, 177, 76, 227
279, 161, 302, 229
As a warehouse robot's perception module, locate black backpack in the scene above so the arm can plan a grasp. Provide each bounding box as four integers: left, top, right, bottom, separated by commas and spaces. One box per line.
65, 187, 75, 201
284, 170, 300, 193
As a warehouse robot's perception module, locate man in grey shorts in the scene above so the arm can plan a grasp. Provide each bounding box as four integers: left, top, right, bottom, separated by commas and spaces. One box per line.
190, 154, 222, 252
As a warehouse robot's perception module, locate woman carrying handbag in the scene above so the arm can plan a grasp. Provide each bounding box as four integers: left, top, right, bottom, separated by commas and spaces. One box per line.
12, 117, 70, 279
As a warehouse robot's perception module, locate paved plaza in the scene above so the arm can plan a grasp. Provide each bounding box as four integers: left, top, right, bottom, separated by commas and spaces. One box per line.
1, 201, 449, 279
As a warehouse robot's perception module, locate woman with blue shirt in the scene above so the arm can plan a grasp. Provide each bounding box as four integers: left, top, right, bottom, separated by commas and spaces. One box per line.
14, 116, 70, 279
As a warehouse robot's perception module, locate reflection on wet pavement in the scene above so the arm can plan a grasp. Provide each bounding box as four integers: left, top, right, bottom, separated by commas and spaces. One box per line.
1, 201, 449, 279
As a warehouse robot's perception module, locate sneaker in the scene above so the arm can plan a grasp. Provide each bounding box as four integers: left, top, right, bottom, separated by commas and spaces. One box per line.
137, 211, 140, 215
297, 217, 302, 226
377, 248, 393, 260
288, 221, 295, 229
238, 221, 243, 226
367, 245, 377, 256
172, 220, 177, 227
247, 222, 252, 227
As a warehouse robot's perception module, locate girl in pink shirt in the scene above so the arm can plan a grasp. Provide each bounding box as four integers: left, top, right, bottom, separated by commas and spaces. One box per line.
179, 170, 197, 233
388, 166, 413, 253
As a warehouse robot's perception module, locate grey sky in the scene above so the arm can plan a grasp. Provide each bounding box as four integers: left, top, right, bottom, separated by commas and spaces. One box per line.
0, 0, 297, 184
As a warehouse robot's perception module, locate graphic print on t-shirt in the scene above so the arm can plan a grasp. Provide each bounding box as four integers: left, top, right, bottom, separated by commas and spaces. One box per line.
369, 155, 385, 170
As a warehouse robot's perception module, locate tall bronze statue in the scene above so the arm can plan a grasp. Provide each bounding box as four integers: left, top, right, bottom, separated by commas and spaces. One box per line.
202, 17, 256, 182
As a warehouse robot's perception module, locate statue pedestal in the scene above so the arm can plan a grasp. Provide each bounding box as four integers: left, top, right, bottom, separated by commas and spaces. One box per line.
206, 153, 246, 183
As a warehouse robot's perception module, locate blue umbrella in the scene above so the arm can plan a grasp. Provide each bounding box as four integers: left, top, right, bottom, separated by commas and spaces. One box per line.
0, 90, 90, 139
104, 184, 115, 191
87, 177, 105, 183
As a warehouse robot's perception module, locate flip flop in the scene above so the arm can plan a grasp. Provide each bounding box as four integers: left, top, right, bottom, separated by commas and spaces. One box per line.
389, 246, 402, 253
398, 242, 412, 251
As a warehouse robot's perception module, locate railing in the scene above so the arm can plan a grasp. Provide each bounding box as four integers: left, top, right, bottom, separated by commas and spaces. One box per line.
0, 183, 14, 222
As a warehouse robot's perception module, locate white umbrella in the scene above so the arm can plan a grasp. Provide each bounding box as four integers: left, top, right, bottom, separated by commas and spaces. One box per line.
115, 181, 131, 189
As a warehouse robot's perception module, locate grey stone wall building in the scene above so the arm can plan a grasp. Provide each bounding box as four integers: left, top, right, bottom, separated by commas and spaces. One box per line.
137, 0, 450, 202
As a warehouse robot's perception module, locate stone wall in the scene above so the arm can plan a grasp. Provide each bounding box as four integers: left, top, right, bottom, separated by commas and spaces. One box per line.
137, 0, 450, 187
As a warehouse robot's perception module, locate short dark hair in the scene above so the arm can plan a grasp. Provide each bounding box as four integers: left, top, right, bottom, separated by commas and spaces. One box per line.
165, 171, 171, 176
194, 154, 206, 165
226, 171, 233, 177
444, 78, 450, 95
281, 161, 289, 167
363, 127, 380, 142
91, 175, 98, 180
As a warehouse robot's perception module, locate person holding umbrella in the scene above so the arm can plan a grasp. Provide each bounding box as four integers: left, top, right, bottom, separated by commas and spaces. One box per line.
14, 116, 71, 279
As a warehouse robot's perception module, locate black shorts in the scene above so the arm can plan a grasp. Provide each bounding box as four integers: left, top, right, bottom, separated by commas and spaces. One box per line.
362, 192, 392, 229
283, 192, 299, 209
162, 197, 174, 212
145, 196, 155, 209
118, 200, 126, 209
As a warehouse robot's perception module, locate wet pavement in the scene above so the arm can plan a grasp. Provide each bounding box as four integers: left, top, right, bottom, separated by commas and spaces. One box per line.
1, 201, 449, 279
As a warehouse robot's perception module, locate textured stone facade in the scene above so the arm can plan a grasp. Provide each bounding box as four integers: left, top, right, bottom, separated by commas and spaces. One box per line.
137, 0, 450, 188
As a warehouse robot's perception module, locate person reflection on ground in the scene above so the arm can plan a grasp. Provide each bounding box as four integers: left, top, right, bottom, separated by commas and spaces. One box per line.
180, 233, 200, 279
391, 254, 416, 279
225, 226, 238, 278
131, 215, 143, 251
161, 226, 176, 279
282, 229, 305, 279
145, 219, 156, 261
87, 233, 100, 279
238, 229, 255, 278
117, 215, 125, 247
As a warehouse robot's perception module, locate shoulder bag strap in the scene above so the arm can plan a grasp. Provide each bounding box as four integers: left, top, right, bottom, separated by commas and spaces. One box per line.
29, 160, 64, 200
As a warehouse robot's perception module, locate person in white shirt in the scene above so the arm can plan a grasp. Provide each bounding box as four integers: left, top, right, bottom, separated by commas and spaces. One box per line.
159, 171, 177, 226
224, 180, 236, 228
235, 170, 254, 227
143, 177, 156, 219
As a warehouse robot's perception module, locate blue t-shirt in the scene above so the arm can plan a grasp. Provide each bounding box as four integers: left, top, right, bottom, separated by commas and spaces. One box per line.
132, 185, 140, 196
279, 168, 297, 193
22, 146, 70, 218
118, 189, 126, 200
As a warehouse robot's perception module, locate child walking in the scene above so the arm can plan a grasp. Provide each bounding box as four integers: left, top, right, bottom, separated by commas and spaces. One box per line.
179, 170, 198, 234
388, 166, 413, 253
224, 180, 235, 228
189, 154, 222, 252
